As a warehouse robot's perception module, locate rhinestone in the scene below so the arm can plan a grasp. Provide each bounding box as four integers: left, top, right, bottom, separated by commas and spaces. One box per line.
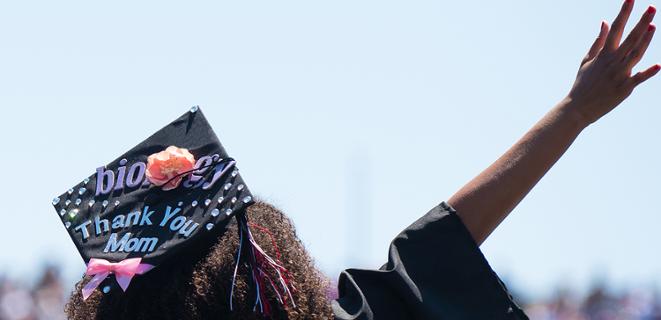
206, 223, 214, 230
59, 209, 66, 216
225, 208, 233, 216
64, 222, 71, 228
211, 208, 220, 217
191, 200, 198, 207
88, 199, 95, 207
204, 199, 211, 206
102, 286, 111, 294
64, 200, 71, 206
67, 188, 74, 195
75, 199, 82, 206
231, 170, 239, 177
78, 187, 87, 195
190, 105, 199, 113
237, 184, 244, 191
68, 209, 79, 219
243, 196, 252, 204
223, 183, 232, 191
83, 178, 90, 184
114, 200, 120, 206
52, 197, 60, 205
178, 201, 183, 206
102, 200, 109, 207
217, 197, 224, 204
231, 197, 237, 204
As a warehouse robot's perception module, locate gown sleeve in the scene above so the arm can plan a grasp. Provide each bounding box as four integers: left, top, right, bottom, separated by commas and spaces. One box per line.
331, 201, 529, 320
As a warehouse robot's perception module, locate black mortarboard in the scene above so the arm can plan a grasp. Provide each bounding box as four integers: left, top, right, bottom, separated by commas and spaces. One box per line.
50, 107, 267, 301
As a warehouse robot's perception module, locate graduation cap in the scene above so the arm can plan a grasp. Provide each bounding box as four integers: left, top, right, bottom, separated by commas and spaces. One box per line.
51, 107, 294, 314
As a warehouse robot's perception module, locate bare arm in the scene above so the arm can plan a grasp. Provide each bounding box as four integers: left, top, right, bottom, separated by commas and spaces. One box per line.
449, 0, 660, 245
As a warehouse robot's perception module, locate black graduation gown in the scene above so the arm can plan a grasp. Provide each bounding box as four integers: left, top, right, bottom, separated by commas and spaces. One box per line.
332, 201, 529, 320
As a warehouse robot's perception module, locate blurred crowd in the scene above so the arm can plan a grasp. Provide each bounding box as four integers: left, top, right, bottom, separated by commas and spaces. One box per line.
0, 267, 66, 320
2, 266, 661, 320
524, 285, 661, 320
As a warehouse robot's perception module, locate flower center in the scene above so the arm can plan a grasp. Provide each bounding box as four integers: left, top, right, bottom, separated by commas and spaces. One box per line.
159, 158, 185, 177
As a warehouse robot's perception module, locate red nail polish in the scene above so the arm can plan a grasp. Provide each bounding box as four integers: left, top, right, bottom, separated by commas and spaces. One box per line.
654, 64, 661, 71
647, 5, 657, 14
649, 23, 656, 32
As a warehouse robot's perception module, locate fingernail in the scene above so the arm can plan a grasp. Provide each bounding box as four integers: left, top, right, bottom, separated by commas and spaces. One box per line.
647, 5, 657, 14
625, 0, 633, 4
648, 23, 656, 32
653, 64, 661, 71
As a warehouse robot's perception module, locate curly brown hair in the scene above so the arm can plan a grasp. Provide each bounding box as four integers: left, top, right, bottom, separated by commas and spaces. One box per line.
65, 201, 334, 320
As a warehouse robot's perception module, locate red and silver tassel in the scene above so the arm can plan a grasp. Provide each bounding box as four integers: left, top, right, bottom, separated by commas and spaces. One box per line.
230, 212, 296, 317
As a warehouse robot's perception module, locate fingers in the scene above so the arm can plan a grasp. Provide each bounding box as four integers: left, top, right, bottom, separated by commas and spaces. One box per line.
617, 5, 656, 58
583, 21, 610, 64
625, 23, 656, 69
631, 63, 661, 86
605, 0, 635, 50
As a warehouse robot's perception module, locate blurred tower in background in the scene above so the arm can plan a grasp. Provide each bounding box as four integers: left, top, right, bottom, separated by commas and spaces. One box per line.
345, 149, 373, 268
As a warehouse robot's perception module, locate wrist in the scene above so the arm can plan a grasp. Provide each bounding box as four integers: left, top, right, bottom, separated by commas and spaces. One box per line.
556, 96, 591, 131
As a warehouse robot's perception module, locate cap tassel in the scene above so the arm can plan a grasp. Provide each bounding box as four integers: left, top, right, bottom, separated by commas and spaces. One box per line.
230, 213, 296, 316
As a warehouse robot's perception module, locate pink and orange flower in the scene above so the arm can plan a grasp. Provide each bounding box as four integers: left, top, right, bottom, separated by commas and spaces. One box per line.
145, 146, 195, 191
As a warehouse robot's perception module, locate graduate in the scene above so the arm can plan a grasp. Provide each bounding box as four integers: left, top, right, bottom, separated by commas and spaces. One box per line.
54, 1, 658, 319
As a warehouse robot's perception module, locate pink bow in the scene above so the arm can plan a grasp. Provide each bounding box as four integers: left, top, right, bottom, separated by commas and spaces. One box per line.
82, 258, 154, 300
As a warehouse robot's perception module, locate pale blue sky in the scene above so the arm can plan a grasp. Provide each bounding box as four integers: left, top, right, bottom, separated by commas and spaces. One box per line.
1, 0, 660, 300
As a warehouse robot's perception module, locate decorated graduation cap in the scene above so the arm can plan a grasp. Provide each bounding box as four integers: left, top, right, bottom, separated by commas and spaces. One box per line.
51, 106, 294, 314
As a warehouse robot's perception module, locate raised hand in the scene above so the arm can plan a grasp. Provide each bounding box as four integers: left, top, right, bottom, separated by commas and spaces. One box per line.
449, 1, 659, 245
568, 0, 659, 125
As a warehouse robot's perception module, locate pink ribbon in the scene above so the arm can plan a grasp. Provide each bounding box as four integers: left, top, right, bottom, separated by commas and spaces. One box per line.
82, 258, 154, 300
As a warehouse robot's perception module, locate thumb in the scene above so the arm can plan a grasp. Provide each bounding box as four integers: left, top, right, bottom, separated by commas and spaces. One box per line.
582, 20, 610, 65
